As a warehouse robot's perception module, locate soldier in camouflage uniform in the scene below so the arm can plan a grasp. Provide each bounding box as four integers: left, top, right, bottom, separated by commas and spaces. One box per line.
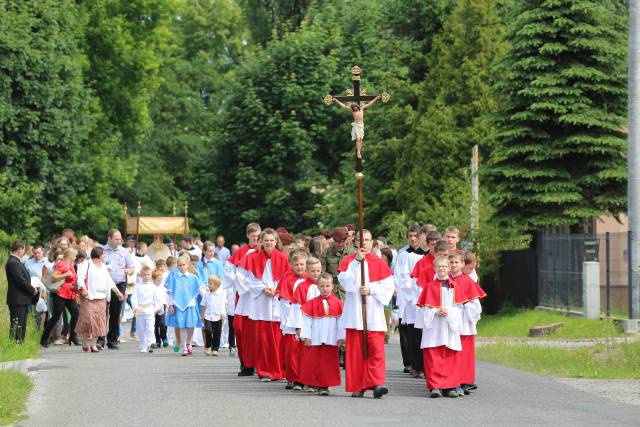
320, 227, 356, 300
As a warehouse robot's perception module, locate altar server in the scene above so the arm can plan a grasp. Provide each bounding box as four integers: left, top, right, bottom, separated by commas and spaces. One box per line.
238, 228, 290, 381
415, 256, 464, 398
275, 249, 308, 389
449, 252, 486, 394
337, 229, 394, 398
224, 223, 261, 376
299, 273, 344, 396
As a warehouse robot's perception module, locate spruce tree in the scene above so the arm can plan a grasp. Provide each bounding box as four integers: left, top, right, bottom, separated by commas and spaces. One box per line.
489, 0, 627, 231
393, 0, 508, 215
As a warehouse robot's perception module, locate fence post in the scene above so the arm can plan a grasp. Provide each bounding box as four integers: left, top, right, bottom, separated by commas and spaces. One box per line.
606, 232, 611, 317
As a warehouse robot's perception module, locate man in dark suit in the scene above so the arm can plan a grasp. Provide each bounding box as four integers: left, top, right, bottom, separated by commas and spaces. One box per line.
6, 240, 38, 343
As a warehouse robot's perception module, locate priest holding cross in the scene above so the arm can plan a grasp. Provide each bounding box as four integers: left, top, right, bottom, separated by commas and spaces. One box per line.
327, 66, 393, 398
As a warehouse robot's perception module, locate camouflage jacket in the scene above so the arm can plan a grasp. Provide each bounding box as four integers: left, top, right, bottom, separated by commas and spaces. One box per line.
320, 243, 357, 300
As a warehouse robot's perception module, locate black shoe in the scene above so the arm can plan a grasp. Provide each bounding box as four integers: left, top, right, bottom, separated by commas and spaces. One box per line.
446, 389, 458, 398
40, 341, 49, 348
430, 388, 442, 398
106, 343, 119, 349
403, 367, 411, 374
237, 368, 253, 377
467, 383, 477, 390
285, 382, 294, 390
95, 343, 103, 350
69, 336, 81, 346
462, 384, 471, 395
351, 392, 364, 398
373, 386, 388, 399
318, 388, 330, 396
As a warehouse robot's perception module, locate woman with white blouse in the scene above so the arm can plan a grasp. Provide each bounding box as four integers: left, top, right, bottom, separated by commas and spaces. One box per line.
75, 247, 124, 352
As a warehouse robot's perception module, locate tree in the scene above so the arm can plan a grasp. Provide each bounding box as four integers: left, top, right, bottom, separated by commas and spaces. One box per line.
197, 18, 344, 240
0, 0, 108, 241
393, 0, 508, 217
489, 0, 627, 231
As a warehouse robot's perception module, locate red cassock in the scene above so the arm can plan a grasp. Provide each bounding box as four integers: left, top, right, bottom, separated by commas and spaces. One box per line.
289, 278, 319, 384
227, 244, 258, 368
298, 294, 343, 388
240, 248, 290, 380
450, 273, 486, 385
417, 278, 468, 390
276, 271, 307, 383
337, 253, 393, 393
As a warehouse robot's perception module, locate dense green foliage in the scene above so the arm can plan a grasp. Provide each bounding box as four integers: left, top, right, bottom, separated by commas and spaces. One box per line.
488, 0, 627, 230
0, 0, 629, 269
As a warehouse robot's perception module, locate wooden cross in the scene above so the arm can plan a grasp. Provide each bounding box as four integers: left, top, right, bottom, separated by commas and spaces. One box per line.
324, 66, 389, 171
324, 66, 389, 358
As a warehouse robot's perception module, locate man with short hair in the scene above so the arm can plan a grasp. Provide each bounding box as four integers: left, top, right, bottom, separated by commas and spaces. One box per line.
181, 235, 202, 260
25, 244, 48, 282
215, 235, 231, 264
101, 229, 135, 349
6, 240, 38, 342
338, 230, 394, 398
320, 227, 356, 300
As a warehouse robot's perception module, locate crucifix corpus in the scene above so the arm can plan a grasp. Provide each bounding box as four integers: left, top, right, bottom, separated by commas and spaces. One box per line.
324, 65, 389, 358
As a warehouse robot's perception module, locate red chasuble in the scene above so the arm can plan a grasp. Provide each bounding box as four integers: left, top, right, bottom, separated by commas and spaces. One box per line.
416, 278, 468, 308
411, 253, 435, 290
227, 244, 257, 267
450, 273, 486, 303
275, 270, 306, 301
301, 293, 344, 318
337, 252, 393, 282
290, 278, 318, 305
240, 248, 290, 281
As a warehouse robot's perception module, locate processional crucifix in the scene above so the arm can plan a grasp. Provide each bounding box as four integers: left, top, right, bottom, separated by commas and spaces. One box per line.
324, 66, 389, 357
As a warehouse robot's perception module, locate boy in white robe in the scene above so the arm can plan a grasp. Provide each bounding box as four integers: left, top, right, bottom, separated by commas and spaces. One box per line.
132, 266, 163, 353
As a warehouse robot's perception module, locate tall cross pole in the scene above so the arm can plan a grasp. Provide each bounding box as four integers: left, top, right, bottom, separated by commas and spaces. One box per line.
324, 66, 389, 358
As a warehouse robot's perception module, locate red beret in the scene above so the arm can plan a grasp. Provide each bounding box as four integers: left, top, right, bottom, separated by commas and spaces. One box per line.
332, 227, 348, 241
277, 227, 293, 246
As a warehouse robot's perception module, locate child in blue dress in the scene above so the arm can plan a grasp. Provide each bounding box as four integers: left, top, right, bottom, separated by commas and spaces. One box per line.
166, 256, 206, 356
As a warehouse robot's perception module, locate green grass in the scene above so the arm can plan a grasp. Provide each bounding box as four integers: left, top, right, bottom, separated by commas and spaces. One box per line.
477, 341, 640, 379
0, 371, 31, 425
0, 250, 40, 362
478, 308, 623, 339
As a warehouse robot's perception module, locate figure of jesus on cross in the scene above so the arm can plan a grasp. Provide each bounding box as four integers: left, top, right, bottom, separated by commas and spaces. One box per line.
332, 95, 381, 161
324, 65, 389, 173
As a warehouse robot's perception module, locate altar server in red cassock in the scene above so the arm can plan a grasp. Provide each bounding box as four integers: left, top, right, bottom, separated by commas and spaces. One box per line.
275, 249, 308, 389
285, 257, 321, 391
224, 223, 261, 376
415, 255, 464, 398
238, 228, 290, 382
299, 273, 344, 396
449, 252, 486, 394
337, 229, 394, 398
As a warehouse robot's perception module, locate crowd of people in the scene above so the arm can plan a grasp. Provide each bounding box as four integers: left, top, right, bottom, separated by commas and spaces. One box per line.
5, 222, 485, 399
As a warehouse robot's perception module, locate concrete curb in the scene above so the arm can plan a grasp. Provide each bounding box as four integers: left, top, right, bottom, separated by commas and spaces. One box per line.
0, 358, 41, 373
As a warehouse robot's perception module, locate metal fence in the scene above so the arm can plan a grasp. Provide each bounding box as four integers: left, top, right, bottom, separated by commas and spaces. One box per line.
537, 233, 630, 318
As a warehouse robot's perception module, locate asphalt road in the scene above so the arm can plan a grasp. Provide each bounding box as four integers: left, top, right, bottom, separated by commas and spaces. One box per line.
21, 339, 640, 426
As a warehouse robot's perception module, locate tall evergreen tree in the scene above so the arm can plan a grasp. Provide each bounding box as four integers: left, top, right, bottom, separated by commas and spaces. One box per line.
393, 0, 508, 216
489, 0, 627, 230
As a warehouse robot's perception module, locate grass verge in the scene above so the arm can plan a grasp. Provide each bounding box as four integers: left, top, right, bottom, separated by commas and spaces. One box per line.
478, 308, 623, 339
477, 341, 640, 379
0, 250, 40, 362
0, 371, 31, 425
